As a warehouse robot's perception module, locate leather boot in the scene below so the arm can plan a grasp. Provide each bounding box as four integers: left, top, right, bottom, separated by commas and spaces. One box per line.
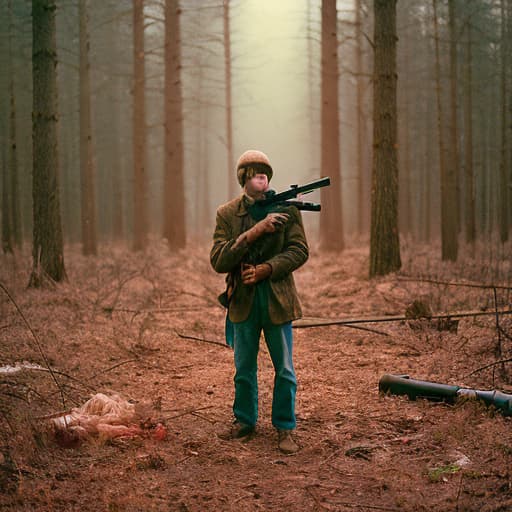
277, 429, 299, 454
218, 420, 255, 440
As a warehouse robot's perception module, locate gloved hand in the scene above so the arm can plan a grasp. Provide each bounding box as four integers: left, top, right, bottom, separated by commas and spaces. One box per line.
241, 263, 272, 285
234, 213, 289, 248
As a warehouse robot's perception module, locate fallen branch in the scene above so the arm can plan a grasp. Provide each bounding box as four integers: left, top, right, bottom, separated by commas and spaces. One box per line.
293, 308, 512, 329
397, 276, 512, 291
103, 305, 217, 316
298, 317, 389, 336
175, 330, 230, 349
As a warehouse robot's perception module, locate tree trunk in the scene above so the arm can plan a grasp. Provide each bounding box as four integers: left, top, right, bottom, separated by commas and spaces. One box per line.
355, 0, 369, 236
306, 0, 319, 181
29, 0, 66, 286
9, 101, 22, 247
163, 0, 186, 249
464, 20, 476, 245
199, 105, 211, 238
508, 0, 512, 231
369, 0, 401, 277
397, 5, 411, 236
3, 0, 22, 252
433, 0, 458, 261
2, 140, 12, 254
3, 9, 14, 254
194, 28, 205, 237
320, 0, 343, 251
79, 0, 97, 255
132, 0, 148, 251
476, 105, 488, 235
448, 0, 460, 235
223, 0, 235, 200
499, 0, 509, 243
109, 13, 124, 240
424, 100, 433, 242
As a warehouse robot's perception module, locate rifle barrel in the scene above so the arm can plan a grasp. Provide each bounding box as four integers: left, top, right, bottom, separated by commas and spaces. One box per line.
261, 177, 331, 205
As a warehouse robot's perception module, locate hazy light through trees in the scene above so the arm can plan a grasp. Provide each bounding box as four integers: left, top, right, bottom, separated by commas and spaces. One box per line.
3, 0, 510, 265
232, 1, 314, 189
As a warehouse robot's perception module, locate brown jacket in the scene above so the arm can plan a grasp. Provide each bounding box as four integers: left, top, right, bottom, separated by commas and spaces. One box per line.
210, 195, 309, 324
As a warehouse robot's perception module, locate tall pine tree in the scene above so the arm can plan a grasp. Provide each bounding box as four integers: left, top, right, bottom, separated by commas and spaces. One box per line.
29, 0, 66, 286
370, 0, 401, 277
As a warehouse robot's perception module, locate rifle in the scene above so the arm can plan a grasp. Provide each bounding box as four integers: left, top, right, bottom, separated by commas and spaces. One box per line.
379, 373, 512, 417
248, 177, 331, 221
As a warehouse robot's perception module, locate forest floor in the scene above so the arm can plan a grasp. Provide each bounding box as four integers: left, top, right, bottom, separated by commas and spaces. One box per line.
1, 239, 512, 512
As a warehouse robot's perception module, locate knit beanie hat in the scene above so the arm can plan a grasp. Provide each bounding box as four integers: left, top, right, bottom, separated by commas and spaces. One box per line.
236, 149, 273, 187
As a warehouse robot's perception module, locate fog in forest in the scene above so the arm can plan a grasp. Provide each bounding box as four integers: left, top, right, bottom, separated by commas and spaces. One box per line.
180, 0, 321, 236
1, 0, 364, 245
1, 0, 511, 275
2, 3, 512, 508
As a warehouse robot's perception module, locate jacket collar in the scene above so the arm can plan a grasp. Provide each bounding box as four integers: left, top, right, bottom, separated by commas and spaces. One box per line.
236, 194, 252, 217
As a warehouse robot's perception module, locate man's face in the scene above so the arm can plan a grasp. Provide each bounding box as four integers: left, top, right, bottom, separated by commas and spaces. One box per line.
244, 173, 269, 199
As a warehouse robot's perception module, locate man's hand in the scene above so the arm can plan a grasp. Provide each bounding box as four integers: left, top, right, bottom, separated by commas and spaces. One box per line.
241, 263, 272, 285
235, 213, 289, 248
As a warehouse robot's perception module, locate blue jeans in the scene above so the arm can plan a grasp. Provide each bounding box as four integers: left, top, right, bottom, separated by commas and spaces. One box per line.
232, 282, 297, 430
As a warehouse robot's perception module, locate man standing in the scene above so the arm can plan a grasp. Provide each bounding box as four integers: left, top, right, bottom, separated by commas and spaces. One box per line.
210, 149, 309, 454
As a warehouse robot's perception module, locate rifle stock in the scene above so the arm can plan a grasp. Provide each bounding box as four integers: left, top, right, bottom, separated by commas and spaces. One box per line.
379, 374, 512, 416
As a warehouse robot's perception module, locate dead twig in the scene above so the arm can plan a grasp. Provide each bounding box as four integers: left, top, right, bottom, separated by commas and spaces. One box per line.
178, 289, 221, 308
304, 484, 330, 511
2, 380, 52, 405
163, 405, 214, 421
41, 360, 139, 404
332, 502, 401, 511
174, 454, 194, 465
95, 270, 145, 314
232, 491, 255, 504
466, 357, 512, 377
0, 282, 67, 409
492, 287, 507, 381
34, 410, 72, 420
175, 330, 231, 349
190, 411, 216, 424
88, 359, 138, 381
20, 366, 96, 392
319, 448, 344, 466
